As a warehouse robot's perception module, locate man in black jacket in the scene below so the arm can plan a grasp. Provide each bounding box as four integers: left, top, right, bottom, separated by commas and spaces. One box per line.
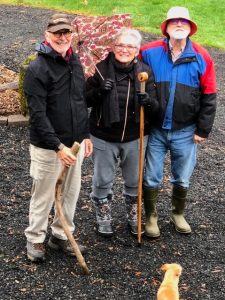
24, 13, 92, 262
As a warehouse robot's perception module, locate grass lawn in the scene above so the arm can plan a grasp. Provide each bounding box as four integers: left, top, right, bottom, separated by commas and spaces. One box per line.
1, 0, 224, 49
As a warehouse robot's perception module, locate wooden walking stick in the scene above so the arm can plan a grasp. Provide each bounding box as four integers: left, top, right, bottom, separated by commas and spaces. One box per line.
137, 72, 149, 245
55, 141, 89, 274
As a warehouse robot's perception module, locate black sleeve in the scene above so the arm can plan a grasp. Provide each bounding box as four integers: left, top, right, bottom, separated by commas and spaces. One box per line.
24, 67, 61, 149
85, 72, 104, 107
196, 93, 217, 137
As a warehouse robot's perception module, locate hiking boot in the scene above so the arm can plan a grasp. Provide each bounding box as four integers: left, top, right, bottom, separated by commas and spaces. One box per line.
128, 220, 145, 236
48, 235, 87, 256
171, 185, 192, 234
144, 187, 160, 238
124, 195, 144, 236
26, 241, 46, 262
91, 195, 113, 237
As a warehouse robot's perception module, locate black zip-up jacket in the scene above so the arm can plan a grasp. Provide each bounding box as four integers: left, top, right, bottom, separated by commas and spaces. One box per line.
24, 43, 89, 150
86, 53, 158, 143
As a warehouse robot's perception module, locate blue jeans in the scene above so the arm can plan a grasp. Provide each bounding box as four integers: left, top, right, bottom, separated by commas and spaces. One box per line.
144, 125, 197, 188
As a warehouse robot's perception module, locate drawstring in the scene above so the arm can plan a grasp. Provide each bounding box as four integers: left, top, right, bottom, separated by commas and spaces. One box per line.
121, 79, 130, 142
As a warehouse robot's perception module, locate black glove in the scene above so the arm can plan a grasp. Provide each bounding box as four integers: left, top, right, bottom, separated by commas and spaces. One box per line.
100, 78, 114, 92
136, 91, 151, 106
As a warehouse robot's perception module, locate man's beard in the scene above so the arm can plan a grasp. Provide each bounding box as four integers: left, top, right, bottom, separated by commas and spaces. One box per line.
170, 29, 189, 40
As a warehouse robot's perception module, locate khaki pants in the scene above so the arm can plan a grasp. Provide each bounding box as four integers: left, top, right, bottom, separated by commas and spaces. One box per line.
25, 142, 84, 243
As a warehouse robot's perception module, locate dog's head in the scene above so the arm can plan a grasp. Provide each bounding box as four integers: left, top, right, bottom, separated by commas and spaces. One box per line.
160, 263, 182, 277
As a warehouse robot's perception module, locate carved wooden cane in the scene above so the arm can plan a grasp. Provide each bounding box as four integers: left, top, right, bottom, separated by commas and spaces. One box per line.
55, 141, 89, 274
137, 72, 149, 245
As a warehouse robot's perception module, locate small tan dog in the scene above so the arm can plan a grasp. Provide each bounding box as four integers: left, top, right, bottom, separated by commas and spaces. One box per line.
157, 263, 182, 300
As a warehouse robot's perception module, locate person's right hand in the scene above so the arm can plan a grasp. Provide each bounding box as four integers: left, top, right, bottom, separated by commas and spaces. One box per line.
56, 146, 76, 167
100, 78, 114, 92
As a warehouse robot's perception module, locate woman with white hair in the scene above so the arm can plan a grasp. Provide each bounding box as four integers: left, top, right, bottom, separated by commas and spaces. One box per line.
86, 28, 158, 237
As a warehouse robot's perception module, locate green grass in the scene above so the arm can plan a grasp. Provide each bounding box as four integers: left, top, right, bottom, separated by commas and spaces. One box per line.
1, 0, 225, 49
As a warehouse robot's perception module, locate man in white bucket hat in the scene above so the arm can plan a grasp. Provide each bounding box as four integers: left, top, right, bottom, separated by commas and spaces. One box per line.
140, 7, 217, 237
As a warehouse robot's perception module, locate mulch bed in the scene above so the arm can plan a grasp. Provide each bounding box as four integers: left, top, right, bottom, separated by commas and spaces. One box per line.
0, 5, 225, 300
0, 66, 20, 116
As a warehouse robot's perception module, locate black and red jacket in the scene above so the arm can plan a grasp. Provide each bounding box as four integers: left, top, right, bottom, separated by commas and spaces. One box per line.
141, 38, 217, 137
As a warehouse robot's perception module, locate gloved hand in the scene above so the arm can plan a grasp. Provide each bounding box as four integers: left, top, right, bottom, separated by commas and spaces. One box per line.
136, 91, 151, 106
100, 78, 114, 92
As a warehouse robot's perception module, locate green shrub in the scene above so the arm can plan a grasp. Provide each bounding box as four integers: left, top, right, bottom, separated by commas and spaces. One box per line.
18, 54, 37, 116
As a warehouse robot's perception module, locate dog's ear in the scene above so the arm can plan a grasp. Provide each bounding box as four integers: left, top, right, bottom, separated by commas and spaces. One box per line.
175, 265, 182, 276
161, 264, 169, 272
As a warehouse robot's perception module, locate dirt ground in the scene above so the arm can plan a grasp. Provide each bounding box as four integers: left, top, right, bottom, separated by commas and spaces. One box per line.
0, 4, 225, 300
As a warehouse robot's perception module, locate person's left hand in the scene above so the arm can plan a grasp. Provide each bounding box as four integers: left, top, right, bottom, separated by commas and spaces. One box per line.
193, 134, 206, 144
84, 138, 93, 157
137, 91, 151, 106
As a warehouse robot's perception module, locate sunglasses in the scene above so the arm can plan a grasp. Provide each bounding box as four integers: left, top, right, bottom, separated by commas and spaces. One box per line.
51, 30, 73, 38
169, 18, 190, 25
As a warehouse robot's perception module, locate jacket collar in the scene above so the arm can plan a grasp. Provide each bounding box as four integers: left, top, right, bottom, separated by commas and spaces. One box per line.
35, 41, 73, 61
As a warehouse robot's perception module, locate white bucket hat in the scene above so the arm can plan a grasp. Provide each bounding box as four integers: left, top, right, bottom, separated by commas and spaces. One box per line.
161, 6, 197, 37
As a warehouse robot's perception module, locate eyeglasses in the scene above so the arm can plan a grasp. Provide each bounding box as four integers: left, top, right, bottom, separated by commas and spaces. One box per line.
114, 44, 137, 51
169, 18, 190, 25
51, 30, 73, 38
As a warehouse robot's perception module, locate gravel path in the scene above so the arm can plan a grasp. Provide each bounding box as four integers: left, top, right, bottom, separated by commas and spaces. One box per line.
0, 4, 225, 300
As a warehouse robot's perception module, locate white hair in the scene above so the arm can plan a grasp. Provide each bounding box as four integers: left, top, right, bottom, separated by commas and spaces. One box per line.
113, 28, 142, 49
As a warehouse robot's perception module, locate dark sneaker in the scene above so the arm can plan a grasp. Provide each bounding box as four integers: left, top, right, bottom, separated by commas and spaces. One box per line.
26, 241, 45, 262
48, 236, 87, 256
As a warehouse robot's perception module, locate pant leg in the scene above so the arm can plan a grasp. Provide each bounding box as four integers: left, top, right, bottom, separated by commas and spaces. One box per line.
91, 135, 119, 199
170, 125, 197, 188
120, 136, 148, 196
51, 141, 85, 239
25, 145, 62, 243
143, 128, 168, 188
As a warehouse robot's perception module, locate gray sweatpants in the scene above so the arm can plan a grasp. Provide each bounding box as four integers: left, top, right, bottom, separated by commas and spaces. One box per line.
91, 135, 148, 199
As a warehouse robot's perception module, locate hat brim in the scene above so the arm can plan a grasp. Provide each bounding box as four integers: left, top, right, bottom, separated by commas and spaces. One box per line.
47, 24, 74, 33
160, 19, 197, 37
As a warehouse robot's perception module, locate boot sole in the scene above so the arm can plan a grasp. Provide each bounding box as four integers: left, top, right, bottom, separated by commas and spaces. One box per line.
170, 218, 192, 234
96, 223, 113, 237
129, 227, 145, 236
144, 232, 160, 238
27, 253, 45, 262
97, 230, 113, 237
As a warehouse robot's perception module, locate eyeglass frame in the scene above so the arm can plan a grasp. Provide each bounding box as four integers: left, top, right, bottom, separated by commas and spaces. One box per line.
114, 44, 138, 51
49, 30, 73, 38
168, 18, 190, 25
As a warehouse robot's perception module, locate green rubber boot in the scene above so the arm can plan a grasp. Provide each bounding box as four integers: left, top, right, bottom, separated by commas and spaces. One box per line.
171, 185, 192, 234
144, 187, 160, 238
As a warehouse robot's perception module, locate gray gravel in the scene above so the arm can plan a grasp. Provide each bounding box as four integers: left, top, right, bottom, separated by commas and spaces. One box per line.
0, 4, 225, 300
